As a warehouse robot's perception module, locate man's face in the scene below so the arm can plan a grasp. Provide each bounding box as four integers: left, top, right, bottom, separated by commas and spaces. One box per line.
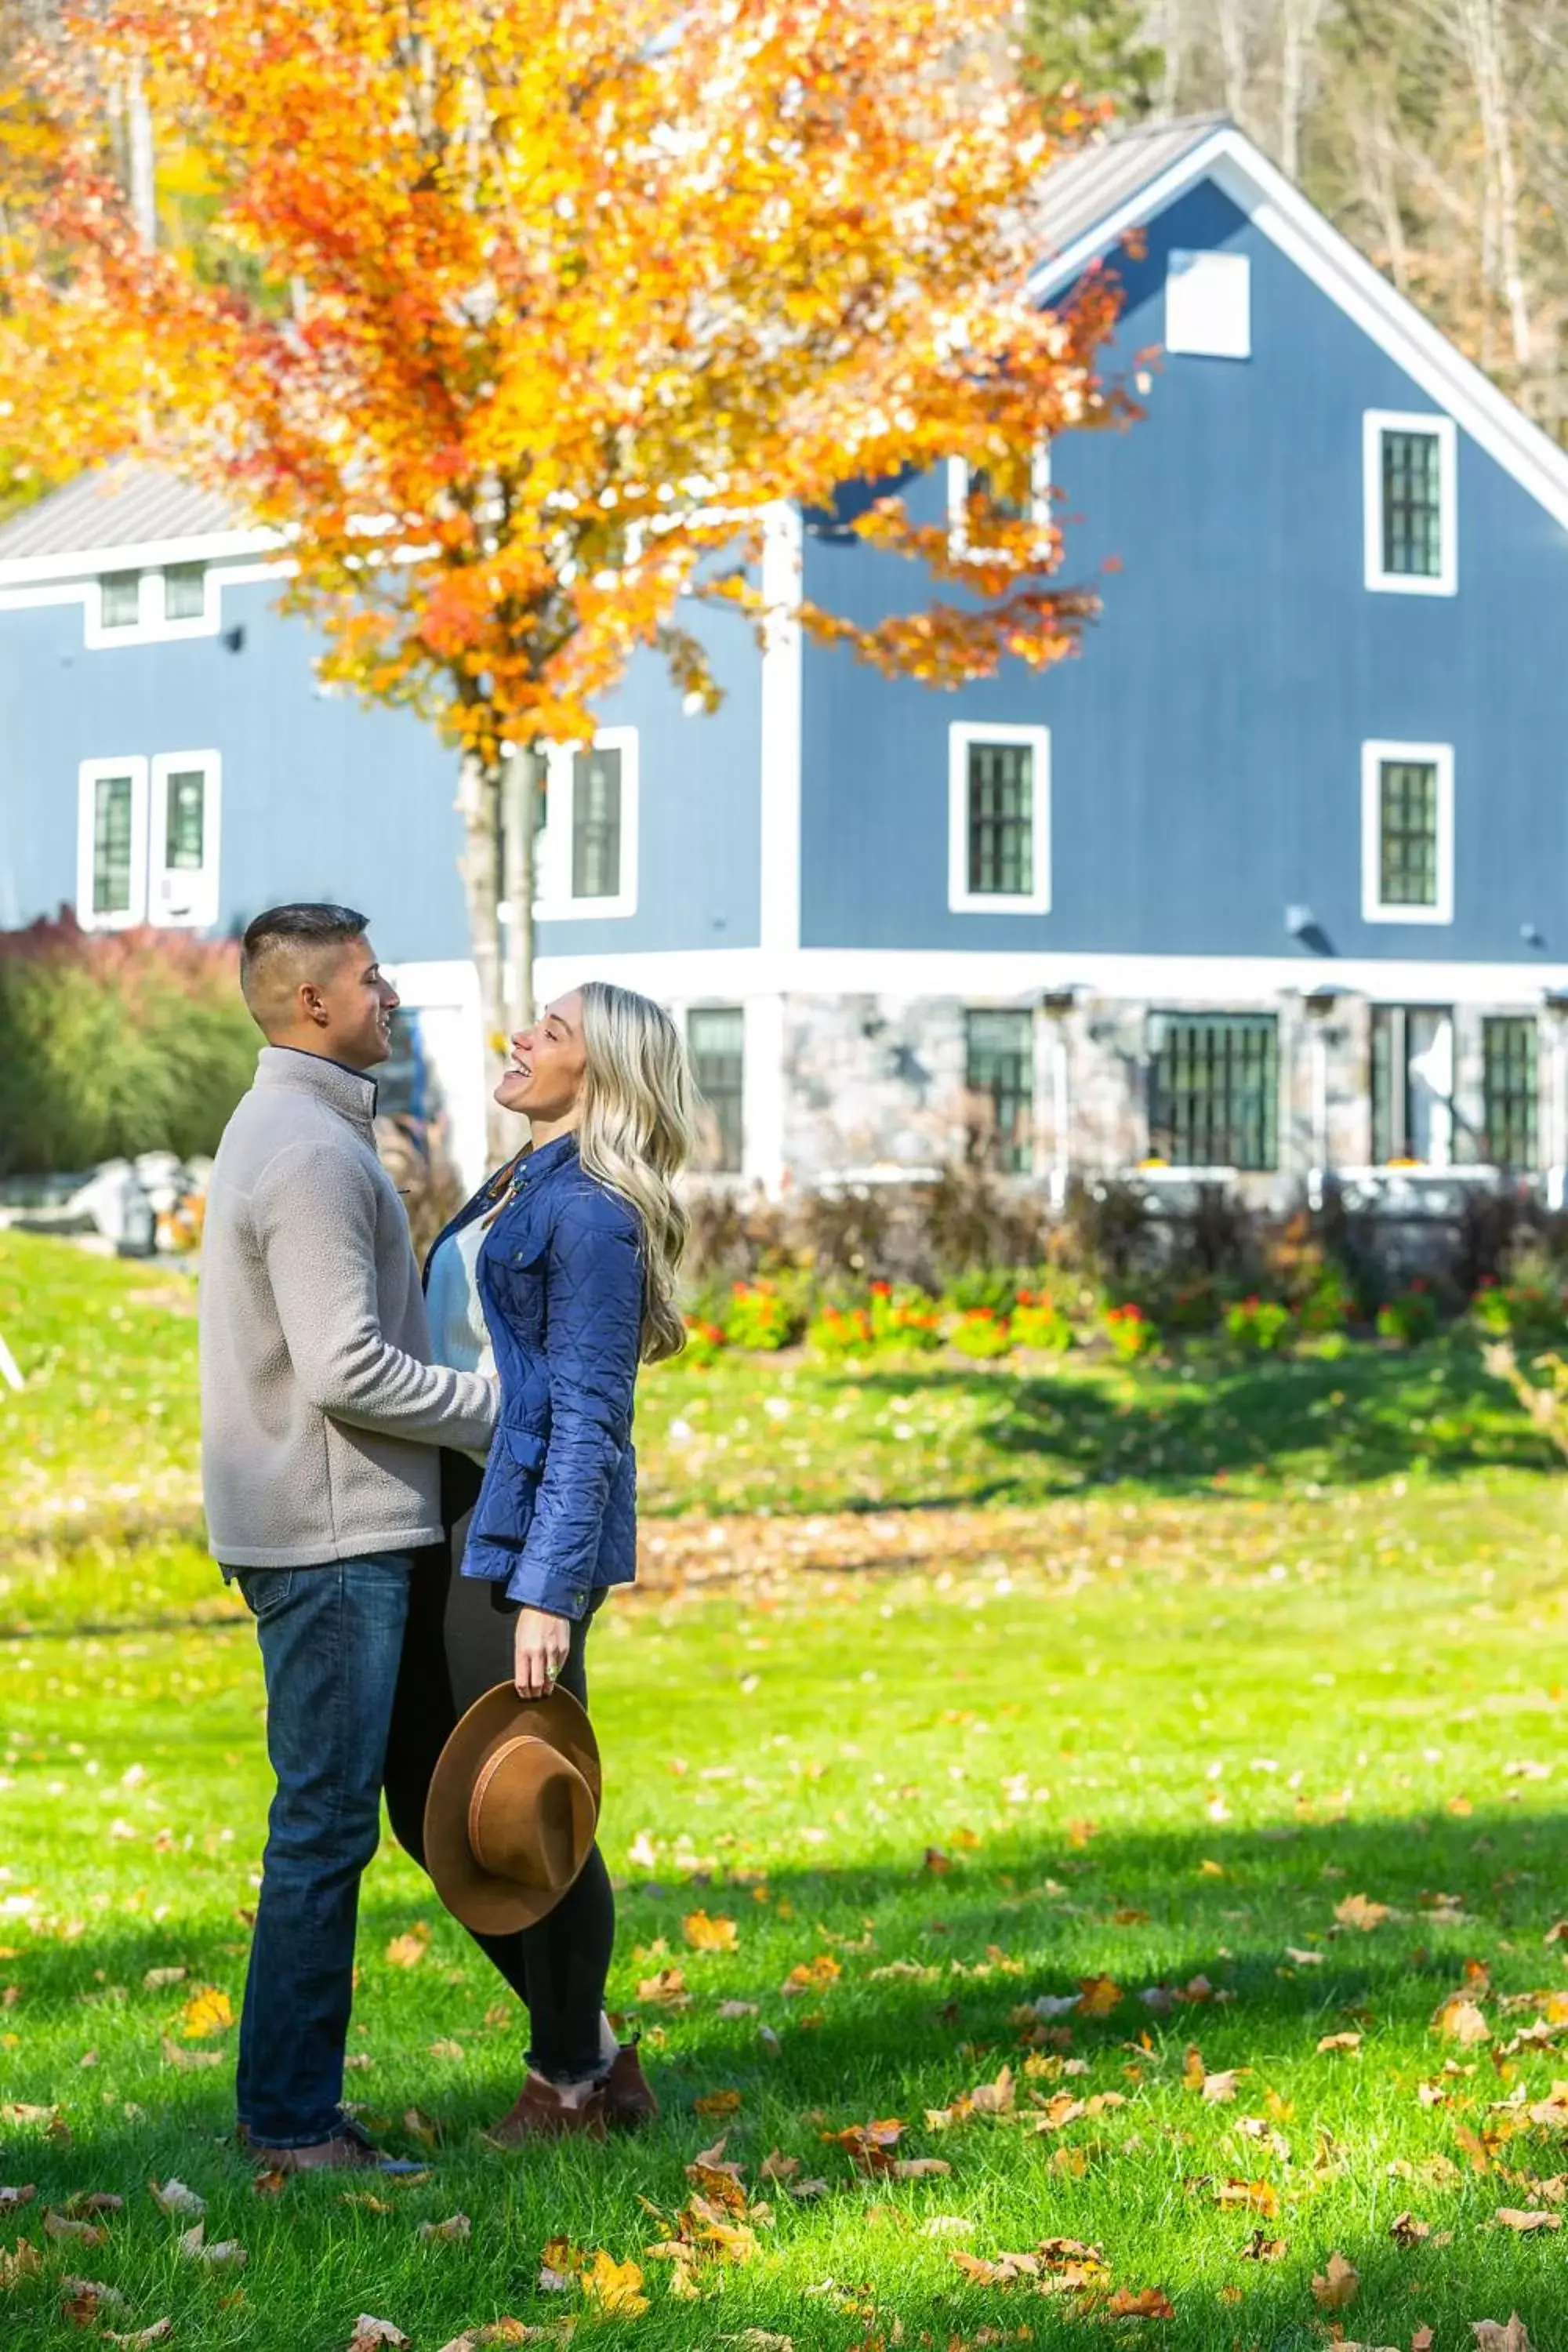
313, 935, 400, 1070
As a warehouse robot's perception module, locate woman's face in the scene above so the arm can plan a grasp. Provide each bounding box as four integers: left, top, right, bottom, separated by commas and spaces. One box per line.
495, 990, 589, 1123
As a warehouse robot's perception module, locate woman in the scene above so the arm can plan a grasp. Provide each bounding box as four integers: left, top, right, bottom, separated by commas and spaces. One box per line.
385, 981, 695, 2139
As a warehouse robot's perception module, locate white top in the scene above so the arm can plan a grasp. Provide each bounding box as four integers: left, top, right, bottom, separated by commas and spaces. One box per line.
426, 1220, 495, 1464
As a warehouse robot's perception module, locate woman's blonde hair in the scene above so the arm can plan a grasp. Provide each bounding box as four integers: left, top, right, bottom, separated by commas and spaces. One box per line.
575, 979, 697, 1362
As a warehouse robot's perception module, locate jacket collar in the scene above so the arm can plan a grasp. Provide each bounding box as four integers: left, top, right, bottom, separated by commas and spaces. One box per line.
255, 1044, 379, 1136
423, 1131, 581, 1282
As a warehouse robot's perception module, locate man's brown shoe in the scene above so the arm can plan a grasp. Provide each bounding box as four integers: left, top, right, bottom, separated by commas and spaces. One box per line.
261, 2127, 386, 2175
602, 2042, 659, 2132
487, 2072, 608, 2145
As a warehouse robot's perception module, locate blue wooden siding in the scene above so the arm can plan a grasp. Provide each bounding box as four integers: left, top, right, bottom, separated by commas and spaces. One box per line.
0, 580, 761, 958
799, 177, 1568, 964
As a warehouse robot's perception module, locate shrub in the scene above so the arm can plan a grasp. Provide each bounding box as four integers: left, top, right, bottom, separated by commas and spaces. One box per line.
793, 1181, 891, 1280
681, 1316, 728, 1367
1377, 1280, 1438, 1346
1057, 1175, 1152, 1286
722, 1276, 802, 1351
942, 1265, 1018, 1318
922, 1161, 1049, 1283
949, 1305, 1013, 1359
808, 1303, 875, 1359
1165, 1276, 1221, 1334
1103, 1300, 1157, 1361
1224, 1294, 1294, 1353
1471, 1275, 1568, 1343
868, 1280, 943, 1352
1297, 1264, 1356, 1335
1011, 1288, 1073, 1352
0, 916, 258, 1175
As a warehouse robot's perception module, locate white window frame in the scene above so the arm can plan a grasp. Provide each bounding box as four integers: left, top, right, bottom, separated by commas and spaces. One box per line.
536, 724, 640, 921
76, 757, 150, 931
1363, 410, 1457, 597
948, 721, 1051, 916
1361, 739, 1454, 925
946, 448, 1052, 565
1165, 248, 1252, 359
149, 750, 223, 930
85, 562, 222, 648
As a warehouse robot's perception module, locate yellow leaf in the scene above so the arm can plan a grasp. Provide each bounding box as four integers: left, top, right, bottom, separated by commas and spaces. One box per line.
694, 2089, 742, 2118
1311, 2252, 1360, 2310
178, 1985, 234, 2040
683, 1910, 739, 1953
384, 1926, 431, 1969
1075, 1974, 1121, 2018
579, 2249, 648, 2318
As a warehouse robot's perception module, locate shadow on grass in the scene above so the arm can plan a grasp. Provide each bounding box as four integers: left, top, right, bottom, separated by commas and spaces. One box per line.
6, 1812, 1565, 2345
847, 1338, 1557, 1498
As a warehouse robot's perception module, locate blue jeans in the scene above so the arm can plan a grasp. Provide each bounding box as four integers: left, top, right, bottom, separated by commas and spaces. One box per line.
231, 1555, 412, 2149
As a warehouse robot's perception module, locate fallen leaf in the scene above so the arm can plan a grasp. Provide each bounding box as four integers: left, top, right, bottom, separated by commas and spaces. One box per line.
717, 2000, 758, 2019
579, 2249, 649, 2318
1312, 2252, 1360, 2310
695, 2089, 743, 2118
429, 2038, 465, 2061
1336, 1894, 1392, 1931
1286, 1947, 1325, 1965
1105, 2286, 1175, 2318
347, 2324, 412, 2352
401, 2107, 441, 2147
0, 2239, 43, 2287
104, 2325, 174, 2350
1239, 2228, 1287, 2260
0, 2186, 35, 2209
253, 2169, 289, 2196
383, 1926, 431, 1969
760, 2149, 800, 2183
160, 2035, 222, 2070
1494, 2208, 1560, 2231
539, 2238, 581, 2292
45, 2212, 110, 2246
1212, 2179, 1280, 2217
149, 2178, 205, 2217
924, 1847, 952, 1874
1390, 2212, 1432, 2247
1319, 2031, 1363, 2054
684, 1910, 739, 1952
418, 2212, 473, 2242
637, 1966, 691, 2008
1076, 1975, 1122, 2019
892, 2158, 951, 2179
787, 2178, 829, 2199
780, 1955, 841, 1996
1435, 1997, 1491, 2045
1203, 2069, 1244, 2103
179, 1984, 234, 2039
176, 2222, 245, 2267
1472, 2321, 1534, 2352
968, 2063, 1014, 2115
142, 1967, 187, 1990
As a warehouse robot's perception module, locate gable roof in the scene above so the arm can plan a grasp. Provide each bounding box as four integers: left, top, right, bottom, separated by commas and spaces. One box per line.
1027, 115, 1568, 535
0, 461, 267, 584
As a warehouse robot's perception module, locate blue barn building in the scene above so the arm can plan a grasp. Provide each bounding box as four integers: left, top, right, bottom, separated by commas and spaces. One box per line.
5, 117, 1568, 1199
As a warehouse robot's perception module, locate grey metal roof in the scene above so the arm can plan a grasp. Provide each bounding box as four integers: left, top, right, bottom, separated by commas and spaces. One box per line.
1029, 114, 1231, 281
0, 462, 241, 562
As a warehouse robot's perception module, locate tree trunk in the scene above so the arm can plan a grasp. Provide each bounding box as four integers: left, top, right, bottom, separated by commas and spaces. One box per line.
456, 750, 509, 1167
500, 744, 541, 1043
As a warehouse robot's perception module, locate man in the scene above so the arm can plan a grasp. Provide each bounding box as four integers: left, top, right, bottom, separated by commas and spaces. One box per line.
200, 904, 496, 2172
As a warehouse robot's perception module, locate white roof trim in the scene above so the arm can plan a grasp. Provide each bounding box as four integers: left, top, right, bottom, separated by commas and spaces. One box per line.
0, 524, 279, 589
1029, 122, 1568, 535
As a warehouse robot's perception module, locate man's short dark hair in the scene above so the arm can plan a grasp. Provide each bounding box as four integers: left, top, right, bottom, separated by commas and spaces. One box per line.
240, 903, 370, 1027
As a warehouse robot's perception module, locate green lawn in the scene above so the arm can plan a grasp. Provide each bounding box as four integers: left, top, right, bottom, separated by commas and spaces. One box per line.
2, 1232, 1567, 2351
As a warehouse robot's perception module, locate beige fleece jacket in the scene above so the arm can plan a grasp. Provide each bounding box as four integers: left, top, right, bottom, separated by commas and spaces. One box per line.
199, 1046, 495, 1569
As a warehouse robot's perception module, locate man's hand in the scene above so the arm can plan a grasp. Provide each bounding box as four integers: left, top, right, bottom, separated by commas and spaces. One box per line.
513, 1604, 572, 1699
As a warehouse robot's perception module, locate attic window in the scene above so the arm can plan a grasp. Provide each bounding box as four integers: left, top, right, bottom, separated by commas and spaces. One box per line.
1165, 249, 1251, 360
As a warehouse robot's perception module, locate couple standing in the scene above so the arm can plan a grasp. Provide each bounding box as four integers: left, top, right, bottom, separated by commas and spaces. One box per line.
198, 902, 695, 2169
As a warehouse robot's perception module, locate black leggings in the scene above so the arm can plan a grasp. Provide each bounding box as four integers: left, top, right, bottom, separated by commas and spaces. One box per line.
383, 1458, 615, 2085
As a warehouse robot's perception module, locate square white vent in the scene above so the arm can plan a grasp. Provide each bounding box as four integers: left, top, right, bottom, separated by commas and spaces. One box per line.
1165, 249, 1251, 359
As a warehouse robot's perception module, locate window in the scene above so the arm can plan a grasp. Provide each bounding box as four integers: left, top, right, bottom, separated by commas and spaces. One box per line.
1149, 1012, 1278, 1171
1165, 249, 1251, 359
1483, 1016, 1538, 1171
77, 757, 150, 930
1363, 411, 1457, 594
538, 727, 639, 919
964, 1008, 1035, 1174
947, 723, 1051, 914
100, 572, 142, 630
86, 561, 219, 646
162, 563, 208, 622
76, 750, 220, 931
1372, 1006, 1454, 1166
149, 751, 222, 927
1361, 740, 1454, 924
946, 448, 1051, 563
688, 1006, 745, 1174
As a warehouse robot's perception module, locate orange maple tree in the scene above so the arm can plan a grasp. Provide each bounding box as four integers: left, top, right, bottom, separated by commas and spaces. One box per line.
10, 0, 1134, 1076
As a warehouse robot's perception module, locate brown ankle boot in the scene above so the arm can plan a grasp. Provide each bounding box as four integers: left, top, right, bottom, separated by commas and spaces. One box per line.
487, 2071, 608, 2146
601, 2041, 659, 2132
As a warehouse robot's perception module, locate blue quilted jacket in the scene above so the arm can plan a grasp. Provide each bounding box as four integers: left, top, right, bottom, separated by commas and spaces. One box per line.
427, 1133, 644, 1617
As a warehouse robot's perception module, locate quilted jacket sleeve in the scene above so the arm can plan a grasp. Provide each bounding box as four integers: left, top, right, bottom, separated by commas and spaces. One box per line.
506, 1188, 644, 1613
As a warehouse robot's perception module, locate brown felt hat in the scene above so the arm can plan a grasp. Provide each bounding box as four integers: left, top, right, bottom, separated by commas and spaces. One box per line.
423, 1682, 602, 1935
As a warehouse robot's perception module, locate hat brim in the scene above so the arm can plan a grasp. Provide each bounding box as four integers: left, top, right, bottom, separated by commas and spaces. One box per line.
423, 1681, 603, 1935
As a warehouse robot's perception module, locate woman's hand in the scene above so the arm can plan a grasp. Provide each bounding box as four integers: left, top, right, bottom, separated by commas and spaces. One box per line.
513, 1605, 572, 1699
